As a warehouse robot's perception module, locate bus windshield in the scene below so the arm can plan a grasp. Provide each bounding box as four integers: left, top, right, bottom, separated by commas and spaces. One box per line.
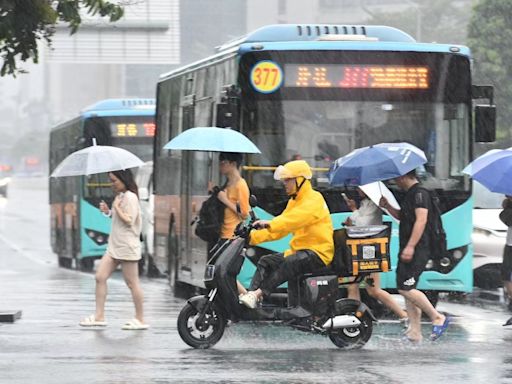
240, 51, 471, 214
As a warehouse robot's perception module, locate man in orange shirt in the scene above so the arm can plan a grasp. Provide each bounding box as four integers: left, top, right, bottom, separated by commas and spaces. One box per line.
216, 152, 250, 240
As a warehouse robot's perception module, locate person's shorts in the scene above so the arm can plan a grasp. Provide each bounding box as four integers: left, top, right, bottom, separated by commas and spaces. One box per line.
396, 248, 430, 291
501, 245, 512, 282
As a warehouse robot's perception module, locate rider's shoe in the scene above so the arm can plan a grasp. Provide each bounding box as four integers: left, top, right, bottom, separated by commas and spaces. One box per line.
239, 291, 259, 309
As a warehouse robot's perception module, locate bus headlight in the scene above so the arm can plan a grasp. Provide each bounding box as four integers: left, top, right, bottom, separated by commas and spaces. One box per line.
452, 249, 464, 261
85, 228, 109, 245
440, 257, 451, 267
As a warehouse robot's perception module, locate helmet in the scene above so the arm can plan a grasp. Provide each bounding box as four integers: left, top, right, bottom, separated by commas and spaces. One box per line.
274, 160, 313, 181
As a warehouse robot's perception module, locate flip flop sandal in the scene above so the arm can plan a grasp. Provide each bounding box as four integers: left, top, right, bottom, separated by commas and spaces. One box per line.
430, 316, 451, 341
79, 314, 107, 327
121, 318, 149, 330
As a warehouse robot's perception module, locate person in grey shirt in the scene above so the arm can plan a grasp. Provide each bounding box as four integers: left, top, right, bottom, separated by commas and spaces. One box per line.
80, 169, 149, 330
344, 187, 408, 328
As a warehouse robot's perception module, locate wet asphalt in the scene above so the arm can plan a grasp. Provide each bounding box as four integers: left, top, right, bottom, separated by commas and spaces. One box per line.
1, 177, 512, 384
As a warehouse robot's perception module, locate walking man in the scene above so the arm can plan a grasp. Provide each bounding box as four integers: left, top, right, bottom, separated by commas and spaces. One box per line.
380, 170, 450, 342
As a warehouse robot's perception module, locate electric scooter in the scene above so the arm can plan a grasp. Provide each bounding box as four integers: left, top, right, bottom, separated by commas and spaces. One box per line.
177, 197, 391, 349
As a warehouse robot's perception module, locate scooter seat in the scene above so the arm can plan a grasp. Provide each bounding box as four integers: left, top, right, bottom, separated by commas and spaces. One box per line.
301, 266, 336, 278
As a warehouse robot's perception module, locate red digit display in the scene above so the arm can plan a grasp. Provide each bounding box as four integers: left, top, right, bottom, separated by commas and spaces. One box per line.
285, 64, 429, 89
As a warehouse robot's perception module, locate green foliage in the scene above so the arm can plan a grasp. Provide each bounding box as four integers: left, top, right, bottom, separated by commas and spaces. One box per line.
0, 0, 124, 76
468, 0, 512, 141
364, 0, 471, 44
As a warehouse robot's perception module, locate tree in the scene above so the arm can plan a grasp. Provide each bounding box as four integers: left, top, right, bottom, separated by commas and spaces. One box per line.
468, 0, 512, 141
0, 0, 124, 76
364, 0, 471, 45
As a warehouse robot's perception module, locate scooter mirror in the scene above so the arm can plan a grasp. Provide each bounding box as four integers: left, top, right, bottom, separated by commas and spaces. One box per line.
249, 195, 258, 208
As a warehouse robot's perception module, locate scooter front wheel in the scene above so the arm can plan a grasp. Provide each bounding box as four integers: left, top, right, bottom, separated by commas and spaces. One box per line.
328, 300, 373, 349
177, 301, 226, 349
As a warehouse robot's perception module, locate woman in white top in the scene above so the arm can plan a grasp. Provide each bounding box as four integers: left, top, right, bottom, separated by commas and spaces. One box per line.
344, 188, 408, 326
80, 169, 148, 330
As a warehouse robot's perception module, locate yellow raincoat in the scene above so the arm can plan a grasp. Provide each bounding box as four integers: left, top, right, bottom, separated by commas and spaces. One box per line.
249, 181, 334, 265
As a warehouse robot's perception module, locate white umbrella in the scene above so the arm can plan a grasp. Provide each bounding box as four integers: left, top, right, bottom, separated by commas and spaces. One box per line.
359, 181, 401, 221
50, 139, 144, 177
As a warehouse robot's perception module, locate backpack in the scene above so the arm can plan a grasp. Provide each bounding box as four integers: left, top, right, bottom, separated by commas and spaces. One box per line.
499, 206, 512, 227
193, 183, 227, 243
425, 189, 448, 261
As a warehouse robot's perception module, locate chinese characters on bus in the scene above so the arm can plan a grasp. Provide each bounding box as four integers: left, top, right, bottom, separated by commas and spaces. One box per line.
285, 64, 429, 89
113, 123, 155, 137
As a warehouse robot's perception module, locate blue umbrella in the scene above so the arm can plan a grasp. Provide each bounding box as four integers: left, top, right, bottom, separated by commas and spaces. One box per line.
463, 148, 512, 195
328, 142, 427, 186
163, 127, 261, 154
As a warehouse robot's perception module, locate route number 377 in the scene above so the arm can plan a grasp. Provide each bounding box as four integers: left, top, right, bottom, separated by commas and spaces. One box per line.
250, 61, 283, 93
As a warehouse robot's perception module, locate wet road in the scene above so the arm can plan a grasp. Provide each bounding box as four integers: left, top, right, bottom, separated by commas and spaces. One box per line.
1, 177, 512, 384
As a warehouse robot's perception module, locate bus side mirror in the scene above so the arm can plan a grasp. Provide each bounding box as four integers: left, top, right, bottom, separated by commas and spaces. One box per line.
216, 84, 240, 129
475, 105, 496, 142
216, 103, 238, 129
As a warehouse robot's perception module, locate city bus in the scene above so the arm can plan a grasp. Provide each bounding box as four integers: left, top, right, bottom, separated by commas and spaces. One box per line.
153, 24, 496, 299
49, 98, 155, 270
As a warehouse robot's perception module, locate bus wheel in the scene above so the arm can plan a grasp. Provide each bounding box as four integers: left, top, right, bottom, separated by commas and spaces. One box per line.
79, 258, 95, 272
58, 256, 72, 269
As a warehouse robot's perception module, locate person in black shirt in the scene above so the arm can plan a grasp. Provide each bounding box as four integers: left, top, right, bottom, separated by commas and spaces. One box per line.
380, 170, 449, 343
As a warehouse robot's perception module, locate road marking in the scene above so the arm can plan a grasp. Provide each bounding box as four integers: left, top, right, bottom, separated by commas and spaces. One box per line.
0, 232, 49, 266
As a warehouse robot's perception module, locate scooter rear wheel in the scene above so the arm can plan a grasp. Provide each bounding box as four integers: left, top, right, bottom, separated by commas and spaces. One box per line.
328, 300, 373, 349
177, 302, 226, 349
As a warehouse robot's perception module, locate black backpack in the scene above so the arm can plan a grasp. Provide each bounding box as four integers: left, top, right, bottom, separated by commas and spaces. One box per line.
193, 183, 227, 243
425, 189, 448, 261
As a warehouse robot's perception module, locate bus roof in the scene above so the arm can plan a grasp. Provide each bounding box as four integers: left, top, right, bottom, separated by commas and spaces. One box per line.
81, 98, 155, 118
216, 24, 416, 51
159, 24, 469, 81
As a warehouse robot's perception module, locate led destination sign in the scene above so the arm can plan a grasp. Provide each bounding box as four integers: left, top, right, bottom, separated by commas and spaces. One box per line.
285, 64, 429, 89
111, 122, 155, 137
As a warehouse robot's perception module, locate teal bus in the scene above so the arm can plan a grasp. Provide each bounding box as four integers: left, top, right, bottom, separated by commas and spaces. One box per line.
49, 98, 155, 270
153, 24, 495, 299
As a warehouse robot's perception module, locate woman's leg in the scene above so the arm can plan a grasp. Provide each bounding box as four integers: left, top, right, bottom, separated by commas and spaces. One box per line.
121, 260, 146, 323
366, 273, 407, 319
346, 281, 361, 301
95, 254, 119, 321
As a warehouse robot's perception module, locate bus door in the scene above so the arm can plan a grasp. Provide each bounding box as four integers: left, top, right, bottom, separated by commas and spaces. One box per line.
178, 99, 195, 279
178, 95, 214, 285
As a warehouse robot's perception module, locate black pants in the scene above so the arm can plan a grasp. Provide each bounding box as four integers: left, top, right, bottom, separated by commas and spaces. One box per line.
249, 250, 325, 305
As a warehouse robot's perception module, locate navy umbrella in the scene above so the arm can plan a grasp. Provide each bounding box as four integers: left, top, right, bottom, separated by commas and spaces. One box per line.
463, 148, 512, 195
328, 142, 427, 186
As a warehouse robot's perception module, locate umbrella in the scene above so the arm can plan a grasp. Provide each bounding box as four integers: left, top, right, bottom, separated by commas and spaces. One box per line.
328, 142, 427, 186
463, 148, 512, 195
50, 139, 145, 177
163, 127, 261, 153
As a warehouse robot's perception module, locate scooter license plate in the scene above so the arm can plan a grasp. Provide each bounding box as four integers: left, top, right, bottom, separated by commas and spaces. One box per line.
362, 245, 376, 259
204, 264, 215, 281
